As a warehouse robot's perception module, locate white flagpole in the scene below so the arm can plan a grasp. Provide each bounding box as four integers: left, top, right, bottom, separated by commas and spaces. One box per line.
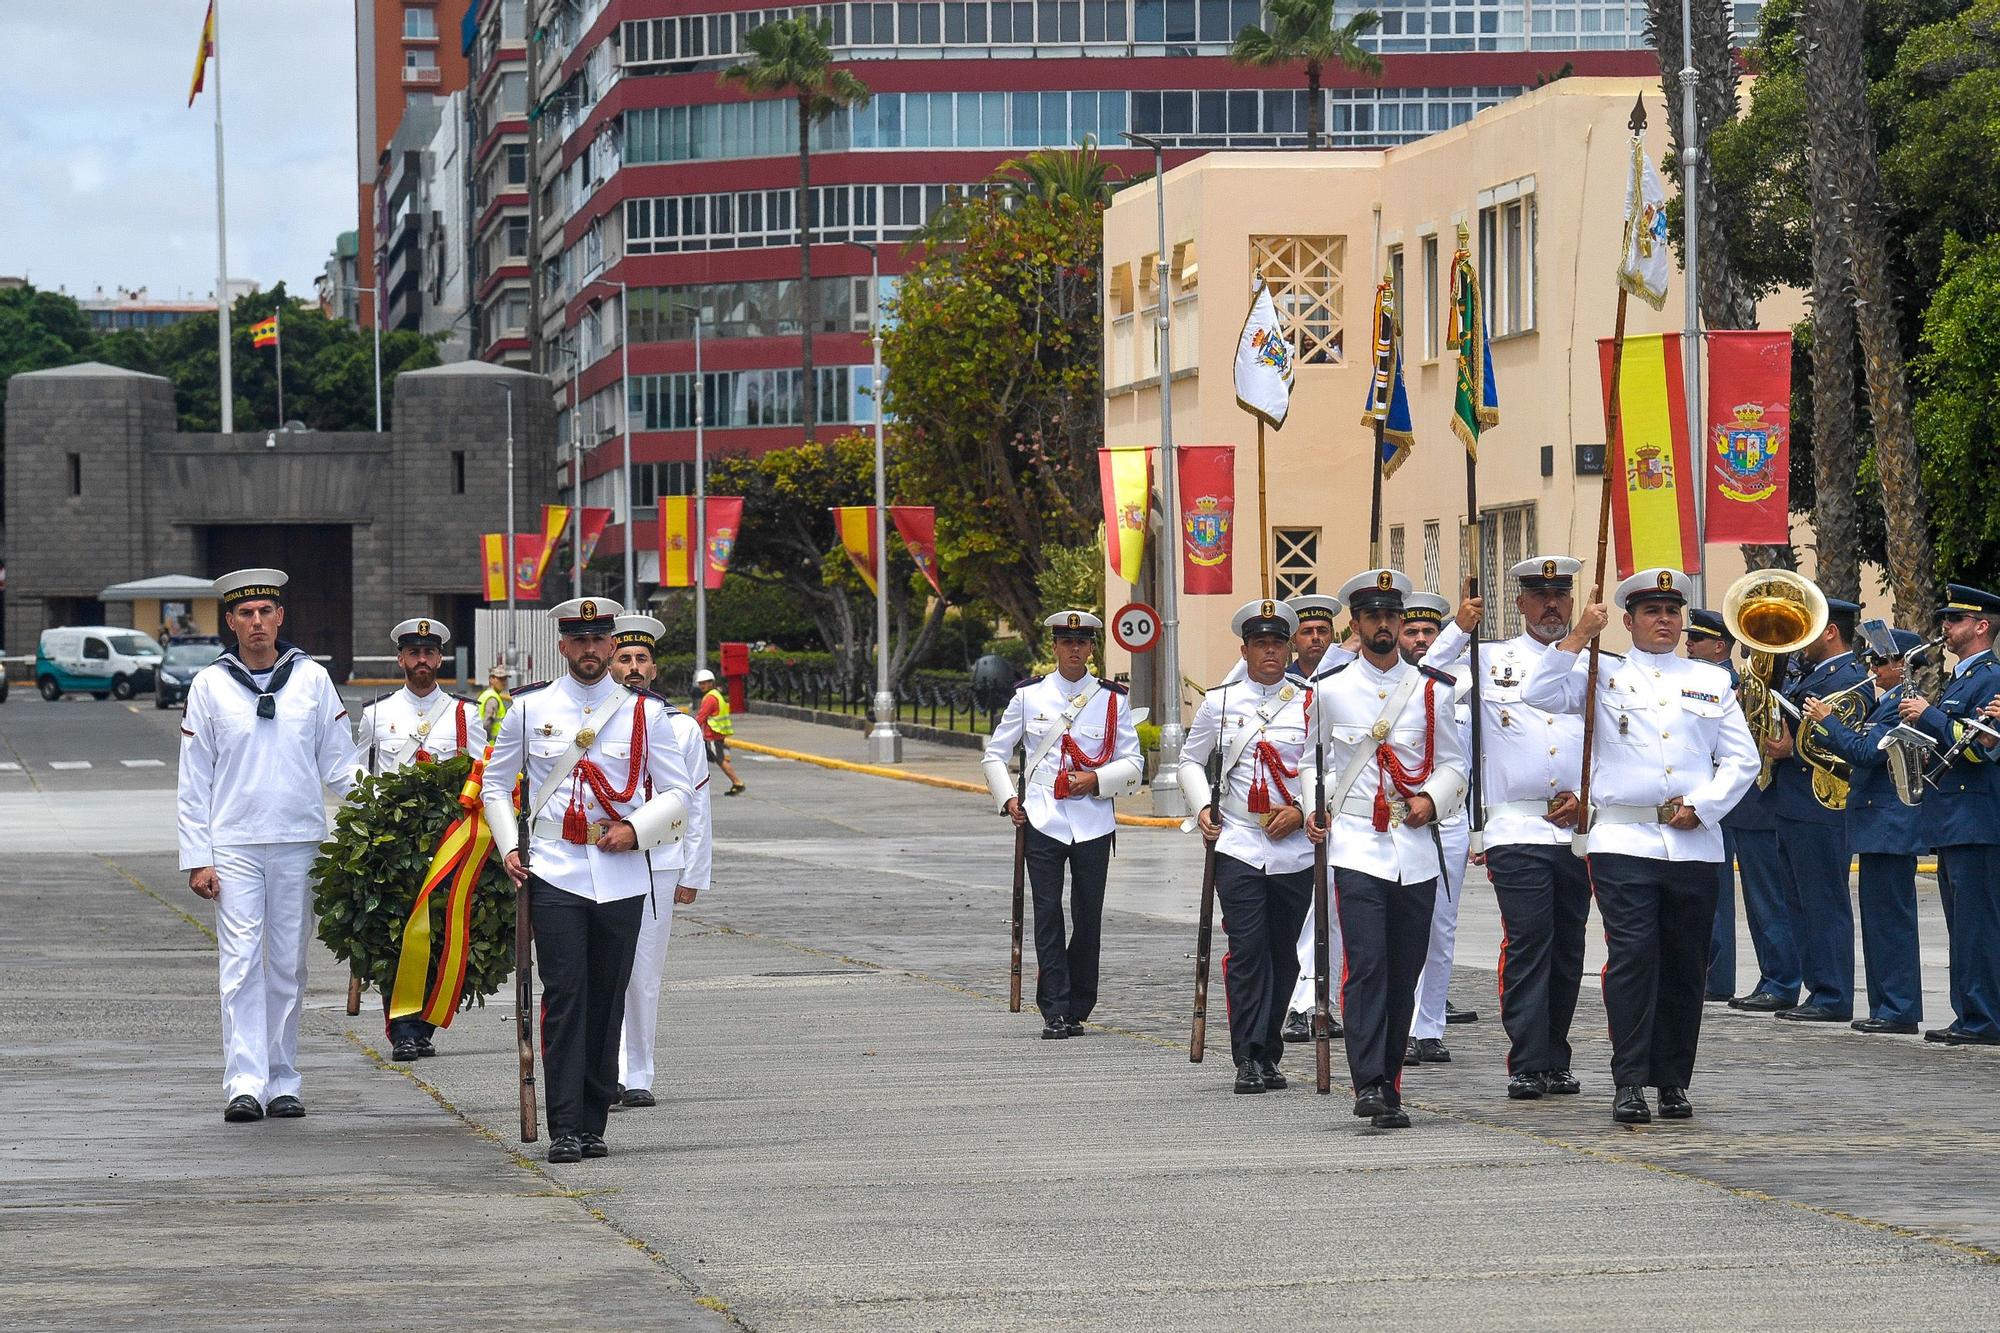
211, 0, 234, 434
1679, 0, 1707, 605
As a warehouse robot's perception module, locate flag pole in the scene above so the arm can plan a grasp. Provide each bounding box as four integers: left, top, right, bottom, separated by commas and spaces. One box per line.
273, 307, 284, 427
1678, 0, 1708, 608
1256, 419, 1270, 598
1454, 223, 1488, 854
211, 0, 233, 434
1368, 418, 1385, 568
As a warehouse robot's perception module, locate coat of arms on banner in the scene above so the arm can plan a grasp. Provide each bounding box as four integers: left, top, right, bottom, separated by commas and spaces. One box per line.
1183, 496, 1231, 568
1627, 443, 1673, 492
707, 525, 736, 571
1714, 403, 1783, 503
1249, 326, 1292, 377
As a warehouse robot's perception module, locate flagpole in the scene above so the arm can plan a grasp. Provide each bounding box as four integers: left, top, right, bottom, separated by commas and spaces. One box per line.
273, 308, 284, 427
211, 0, 233, 434
1455, 223, 1488, 854
1256, 420, 1270, 598
1368, 420, 1385, 567
1678, 0, 1708, 608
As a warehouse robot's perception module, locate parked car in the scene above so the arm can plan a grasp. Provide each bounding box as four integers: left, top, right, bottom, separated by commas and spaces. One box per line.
35, 627, 165, 701
155, 637, 225, 709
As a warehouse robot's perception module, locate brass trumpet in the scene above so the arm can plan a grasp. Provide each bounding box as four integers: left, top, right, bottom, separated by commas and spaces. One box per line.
1722, 570, 1828, 791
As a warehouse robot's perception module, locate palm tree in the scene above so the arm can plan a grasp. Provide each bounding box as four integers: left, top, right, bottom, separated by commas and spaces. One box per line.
723, 18, 870, 442
1228, 0, 1382, 151
993, 142, 1122, 207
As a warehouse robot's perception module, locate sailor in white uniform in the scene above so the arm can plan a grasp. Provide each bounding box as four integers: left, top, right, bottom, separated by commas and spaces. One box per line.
607, 613, 713, 1107
177, 569, 355, 1123
1278, 593, 1358, 1042
982, 611, 1144, 1037
482, 598, 708, 1163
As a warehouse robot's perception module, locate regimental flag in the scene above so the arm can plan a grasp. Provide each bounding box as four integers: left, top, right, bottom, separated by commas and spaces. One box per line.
1097, 447, 1152, 584
533, 505, 571, 587
831, 506, 881, 594
1360, 275, 1417, 477
1616, 136, 1672, 311
1233, 276, 1295, 429
890, 506, 941, 594
1447, 241, 1501, 457
480, 533, 546, 601
657, 496, 746, 590
1599, 332, 1701, 578
1704, 330, 1793, 544
250, 314, 278, 349
1176, 445, 1236, 596
188, 0, 216, 106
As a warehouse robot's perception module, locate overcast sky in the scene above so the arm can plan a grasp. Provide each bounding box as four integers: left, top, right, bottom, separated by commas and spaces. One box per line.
0, 2, 357, 303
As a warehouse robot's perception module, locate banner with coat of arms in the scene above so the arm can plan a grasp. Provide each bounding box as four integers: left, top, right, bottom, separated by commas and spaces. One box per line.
658, 496, 745, 590
1234, 276, 1294, 429
1176, 445, 1236, 595
1704, 330, 1792, 545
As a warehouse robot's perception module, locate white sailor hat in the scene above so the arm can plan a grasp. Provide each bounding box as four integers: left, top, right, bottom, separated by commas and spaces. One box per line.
1231, 597, 1299, 640
390, 617, 450, 649
214, 568, 287, 609
613, 613, 665, 650
1511, 554, 1583, 591
1044, 609, 1104, 638
549, 596, 623, 635
1615, 567, 1692, 611
1338, 568, 1414, 613
1291, 594, 1344, 625
1401, 591, 1451, 625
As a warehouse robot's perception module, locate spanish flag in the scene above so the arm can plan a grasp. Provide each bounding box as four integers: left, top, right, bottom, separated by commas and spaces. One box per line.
831, 506, 880, 594
188, 1, 216, 107
250, 314, 278, 349
533, 504, 570, 587
1599, 332, 1701, 578
481, 533, 508, 602
1096, 447, 1150, 584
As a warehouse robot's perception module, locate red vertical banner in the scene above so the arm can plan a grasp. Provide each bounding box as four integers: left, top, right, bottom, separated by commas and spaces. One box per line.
702, 497, 745, 590
1175, 445, 1237, 595
510, 535, 545, 599
1704, 330, 1793, 545
659, 497, 747, 589
576, 507, 613, 565
889, 506, 940, 593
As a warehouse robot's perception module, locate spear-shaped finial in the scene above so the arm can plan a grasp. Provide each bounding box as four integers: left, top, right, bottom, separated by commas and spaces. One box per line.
1629, 92, 1648, 133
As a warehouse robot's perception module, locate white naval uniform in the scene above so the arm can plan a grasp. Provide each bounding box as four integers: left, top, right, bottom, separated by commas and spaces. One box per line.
1406, 631, 1479, 1041
350, 686, 482, 779
1176, 676, 1317, 875
1310, 657, 1471, 878
618, 705, 714, 1094
1280, 654, 1365, 1017
980, 671, 1145, 843
176, 648, 355, 1103
1219, 643, 1357, 688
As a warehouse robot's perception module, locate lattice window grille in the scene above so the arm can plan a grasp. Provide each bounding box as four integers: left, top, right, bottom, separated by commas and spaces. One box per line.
1249, 235, 1345, 365
1421, 520, 1442, 593
1273, 526, 1320, 600
1388, 524, 1406, 576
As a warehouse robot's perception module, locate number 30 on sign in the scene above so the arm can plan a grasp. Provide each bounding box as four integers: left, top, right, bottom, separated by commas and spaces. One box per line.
1112, 602, 1160, 653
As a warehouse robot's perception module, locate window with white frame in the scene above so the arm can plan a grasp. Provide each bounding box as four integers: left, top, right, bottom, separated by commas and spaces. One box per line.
1388, 524, 1406, 576
1477, 182, 1536, 336
1273, 527, 1320, 600
1422, 520, 1442, 593
1420, 234, 1440, 358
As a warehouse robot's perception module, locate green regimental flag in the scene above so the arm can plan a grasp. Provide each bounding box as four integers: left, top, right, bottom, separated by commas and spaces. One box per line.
1447, 242, 1501, 457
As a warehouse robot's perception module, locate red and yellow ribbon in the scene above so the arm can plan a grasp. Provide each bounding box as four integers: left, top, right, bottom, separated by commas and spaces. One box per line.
388, 747, 496, 1028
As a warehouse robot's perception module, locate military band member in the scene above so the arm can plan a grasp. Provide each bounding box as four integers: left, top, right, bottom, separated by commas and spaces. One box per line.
1179, 599, 1317, 1093
177, 569, 355, 1123
610, 614, 713, 1105
983, 611, 1143, 1038
351, 616, 483, 1061
1899, 584, 2000, 1046
482, 598, 706, 1162
1684, 610, 1743, 1002
1804, 629, 1925, 1034
1429, 557, 1590, 1099
1768, 597, 1866, 1023
1304, 571, 1469, 1129
1281, 592, 1357, 1042
1524, 568, 1758, 1123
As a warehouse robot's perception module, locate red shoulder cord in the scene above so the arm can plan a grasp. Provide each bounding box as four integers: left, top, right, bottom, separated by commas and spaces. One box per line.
455, 701, 469, 752
1053, 692, 1119, 798
1245, 687, 1305, 815
563, 700, 649, 841
1372, 678, 1438, 831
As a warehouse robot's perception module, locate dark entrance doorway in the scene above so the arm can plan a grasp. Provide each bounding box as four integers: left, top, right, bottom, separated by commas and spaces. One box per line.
204, 526, 353, 679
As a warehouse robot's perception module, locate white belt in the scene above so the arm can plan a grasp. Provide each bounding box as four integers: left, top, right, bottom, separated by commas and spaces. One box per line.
1488, 799, 1559, 819
1219, 795, 1304, 820
529, 815, 622, 843
1593, 803, 1669, 826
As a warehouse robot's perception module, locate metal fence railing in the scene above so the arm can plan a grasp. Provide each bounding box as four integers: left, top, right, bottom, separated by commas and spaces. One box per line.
746, 666, 1002, 735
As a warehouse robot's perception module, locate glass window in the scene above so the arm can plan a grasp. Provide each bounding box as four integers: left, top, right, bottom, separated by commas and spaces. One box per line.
1166, 0, 1196, 40
1161, 90, 1192, 134
946, 2, 968, 41
921, 2, 943, 42
1134, 0, 1164, 39
1013, 91, 1039, 142
1198, 90, 1225, 135
1041, 90, 1067, 145
1199, 0, 1229, 40
404, 8, 438, 39
1059, 0, 1081, 41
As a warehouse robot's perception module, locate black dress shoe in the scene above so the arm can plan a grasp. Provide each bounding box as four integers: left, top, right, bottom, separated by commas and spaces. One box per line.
1353, 1083, 1390, 1118
1445, 1001, 1479, 1025
1775, 1003, 1848, 1023
1414, 1037, 1451, 1063
622, 1087, 657, 1108
1731, 990, 1793, 1012
265, 1095, 305, 1118
415, 1038, 437, 1057
1613, 1085, 1652, 1124
1656, 1086, 1693, 1119
223, 1094, 264, 1123
1064, 1017, 1085, 1036
1851, 1017, 1919, 1035
1327, 1016, 1344, 1039
1507, 1071, 1545, 1100
1926, 1025, 2000, 1046
1543, 1069, 1581, 1096
1371, 1108, 1412, 1129
1259, 1059, 1288, 1090
1402, 1038, 1421, 1067
1281, 1010, 1312, 1043
391, 1039, 424, 1062
1704, 991, 1733, 1003
579, 1132, 609, 1159
547, 1135, 583, 1163
1041, 1018, 1070, 1040
1234, 1061, 1265, 1094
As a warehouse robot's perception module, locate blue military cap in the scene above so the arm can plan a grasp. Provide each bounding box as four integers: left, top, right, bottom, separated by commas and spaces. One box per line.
1825, 596, 1862, 628
1935, 583, 2000, 620
1889, 628, 1923, 656
1686, 608, 1730, 642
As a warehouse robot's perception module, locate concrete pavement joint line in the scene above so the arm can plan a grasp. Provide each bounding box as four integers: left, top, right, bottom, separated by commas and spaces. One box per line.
99, 855, 215, 942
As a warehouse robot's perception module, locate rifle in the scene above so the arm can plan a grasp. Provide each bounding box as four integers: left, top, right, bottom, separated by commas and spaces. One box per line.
514, 700, 538, 1144
1190, 741, 1222, 1063
1312, 713, 1332, 1095
1008, 739, 1027, 1014
345, 972, 363, 1016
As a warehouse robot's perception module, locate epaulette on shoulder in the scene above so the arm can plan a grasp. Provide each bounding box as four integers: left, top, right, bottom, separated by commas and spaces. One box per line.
511, 680, 552, 697
1016, 674, 1043, 689
1317, 660, 1354, 678
1420, 663, 1456, 684
635, 686, 685, 713
1096, 676, 1128, 694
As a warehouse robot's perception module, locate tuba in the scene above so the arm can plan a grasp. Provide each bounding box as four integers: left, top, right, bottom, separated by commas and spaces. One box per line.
1722, 570, 1828, 792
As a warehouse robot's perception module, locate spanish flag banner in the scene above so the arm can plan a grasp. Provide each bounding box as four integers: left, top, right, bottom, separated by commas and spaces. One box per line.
831, 506, 880, 594
533, 505, 570, 586
481, 533, 507, 601
889, 506, 941, 594
480, 533, 546, 601
250, 314, 278, 349
188, 0, 216, 106
1598, 332, 1702, 578
1097, 446, 1151, 584
658, 497, 746, 589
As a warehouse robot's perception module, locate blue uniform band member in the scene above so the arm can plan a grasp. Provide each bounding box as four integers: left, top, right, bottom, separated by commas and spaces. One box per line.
1524, 568, 1758, 1124
177, 569, 355, 1123
1684, 609, 1748, 1003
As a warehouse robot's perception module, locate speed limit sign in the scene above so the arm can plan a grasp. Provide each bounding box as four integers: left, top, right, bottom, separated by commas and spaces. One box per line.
1111, 601, 1161, 653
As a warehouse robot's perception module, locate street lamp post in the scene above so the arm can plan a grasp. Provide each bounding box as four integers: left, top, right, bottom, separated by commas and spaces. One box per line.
845, 239, 901, 763
1119, 130, 1185, 817
501, 384, 517, 672
580, 277, 639, 608
693, 311, 708, 674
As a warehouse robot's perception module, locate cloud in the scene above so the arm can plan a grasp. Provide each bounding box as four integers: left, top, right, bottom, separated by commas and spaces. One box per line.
0, 1, 360, 300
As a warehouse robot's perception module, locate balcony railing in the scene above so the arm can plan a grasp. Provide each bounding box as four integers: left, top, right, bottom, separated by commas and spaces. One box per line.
402, 65, 443, 86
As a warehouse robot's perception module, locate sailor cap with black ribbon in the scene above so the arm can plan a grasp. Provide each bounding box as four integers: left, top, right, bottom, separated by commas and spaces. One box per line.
1401, 591, 1451, 626
1230, 597, 1299, 640
214, 568, 287, 610
390, 617, 450, 649
549, 596, 622, 636
1614, 567, 1692, 610
1291, 593, 1343, 625
613, 613, 665, 650
1338, 568, 1414, 613
1511, 554, 1582, 591
1044, 609, 1103, 640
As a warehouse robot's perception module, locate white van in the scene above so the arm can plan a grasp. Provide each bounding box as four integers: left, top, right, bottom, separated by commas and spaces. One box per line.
35, 627, 165, 701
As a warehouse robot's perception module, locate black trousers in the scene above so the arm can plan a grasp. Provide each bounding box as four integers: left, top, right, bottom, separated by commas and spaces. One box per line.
1587, 853, 1718, 1090
1215, 853, 1313, 1068
1486, 844, 1592, 1076
381, 994, 436, 1046
529, 878, 644, 1139
1024, 826, 1111, 1022
1336, 867, 1436, 1100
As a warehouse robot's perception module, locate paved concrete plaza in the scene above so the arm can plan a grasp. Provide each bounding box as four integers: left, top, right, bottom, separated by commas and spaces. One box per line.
4, 692, 1999, 1328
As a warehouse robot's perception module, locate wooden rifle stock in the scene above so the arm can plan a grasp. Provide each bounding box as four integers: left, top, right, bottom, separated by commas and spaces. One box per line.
345, 972, 362, 1017
1190, 747, 1222, 1063
1008, 743, 1027, 1013
1312, 734, 1332, 1094
514, 701, 538, 1144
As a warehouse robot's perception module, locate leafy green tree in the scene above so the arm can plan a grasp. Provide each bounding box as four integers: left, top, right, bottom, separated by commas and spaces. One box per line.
1227, 0, 1382, 150
723, 18, 871, 443
1913, 235, 2000, 584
